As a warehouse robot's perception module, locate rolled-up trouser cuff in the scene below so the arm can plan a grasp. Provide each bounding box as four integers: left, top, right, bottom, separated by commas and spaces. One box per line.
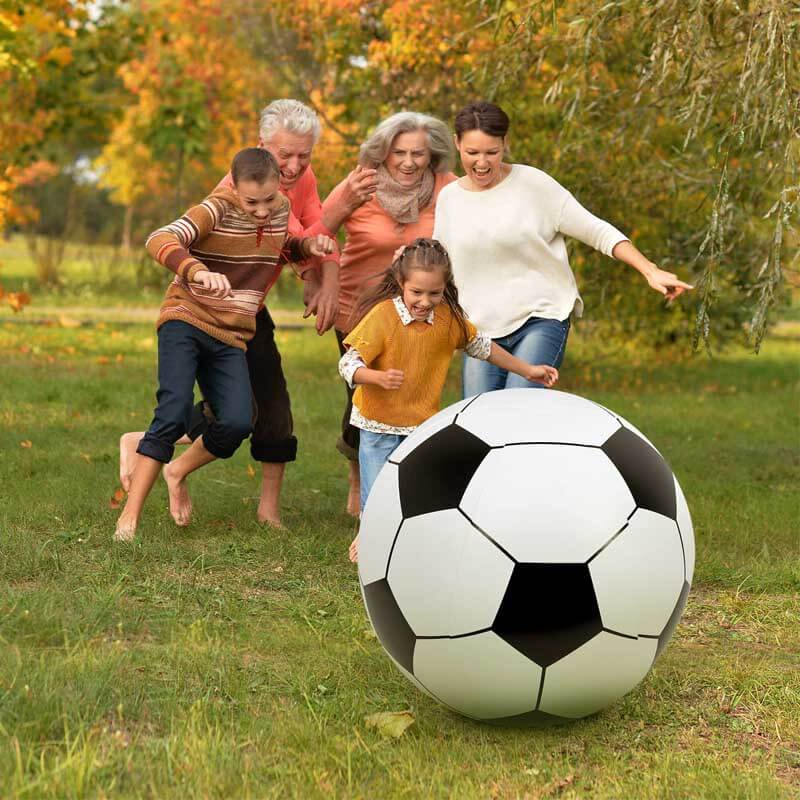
203, 424, 251, 460
250, 436, 298, 463
136, 435, 174, 464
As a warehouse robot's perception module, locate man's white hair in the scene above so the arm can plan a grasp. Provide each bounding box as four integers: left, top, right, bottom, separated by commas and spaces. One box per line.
259, 99, 322, 144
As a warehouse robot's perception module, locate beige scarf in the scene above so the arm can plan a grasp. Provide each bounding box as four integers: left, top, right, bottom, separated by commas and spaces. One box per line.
375, 164, 435, 225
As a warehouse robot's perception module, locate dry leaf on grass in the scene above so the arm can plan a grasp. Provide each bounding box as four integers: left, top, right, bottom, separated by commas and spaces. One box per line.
364, 710, 415, 739
20, 440, 32, 448
246, 464, 256, 478
109, 488, 126, 509
58, 314, 81, 328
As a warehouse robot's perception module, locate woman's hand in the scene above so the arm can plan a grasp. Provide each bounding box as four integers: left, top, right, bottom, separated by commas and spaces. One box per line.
644, 266, 694, 301
306, 235, 337, 257
341, 165, 378, 211
193, 269, 232, 298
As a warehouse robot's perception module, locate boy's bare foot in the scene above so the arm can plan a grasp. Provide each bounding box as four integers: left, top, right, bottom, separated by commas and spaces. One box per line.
163, 462, 192, 526
348, 534, 359, 563
114, 516, 137, 542
346, 461, 360, 517
119, 432, 142, 492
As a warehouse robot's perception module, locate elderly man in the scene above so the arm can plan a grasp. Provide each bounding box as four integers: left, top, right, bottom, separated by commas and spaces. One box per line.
120, 99, 377, 527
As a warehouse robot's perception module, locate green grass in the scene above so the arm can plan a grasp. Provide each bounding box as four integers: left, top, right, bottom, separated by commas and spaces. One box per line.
1, 313, 799, 798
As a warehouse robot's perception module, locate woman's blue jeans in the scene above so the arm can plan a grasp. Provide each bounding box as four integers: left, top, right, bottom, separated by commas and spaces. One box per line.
463, 316, 570, 397
359, 430, 406, 511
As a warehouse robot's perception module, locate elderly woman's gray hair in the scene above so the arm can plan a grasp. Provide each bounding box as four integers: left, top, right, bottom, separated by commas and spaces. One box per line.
359, 112, 454, 174
259, 99, 322, 144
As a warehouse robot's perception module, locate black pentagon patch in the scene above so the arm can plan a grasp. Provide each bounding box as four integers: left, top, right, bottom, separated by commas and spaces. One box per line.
483, 709, 570, 728
493, 564, 602, 667
362, 578, 416, 673
397, 423, 490, 519
601, 427, 677, 519
655, 580, 690, 660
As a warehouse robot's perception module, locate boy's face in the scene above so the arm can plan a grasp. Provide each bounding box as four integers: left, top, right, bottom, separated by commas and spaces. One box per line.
234, 177, 283, 224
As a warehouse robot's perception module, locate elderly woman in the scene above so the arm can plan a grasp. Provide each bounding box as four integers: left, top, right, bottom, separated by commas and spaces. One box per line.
321, 111, 456, 515
433, 101, 693, 396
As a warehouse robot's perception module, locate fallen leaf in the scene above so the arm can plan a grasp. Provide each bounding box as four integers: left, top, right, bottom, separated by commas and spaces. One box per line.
364, 710, 415, 739
80, 453, 91, 463
97, 356, 110, 365
109, 487, 126, 509
20, 440, 32, 448
58, 314, 81, 328
115, 354, 124, 363
246, 463, 255, 478
8, 291, 31, 312
532, 774, 575, 799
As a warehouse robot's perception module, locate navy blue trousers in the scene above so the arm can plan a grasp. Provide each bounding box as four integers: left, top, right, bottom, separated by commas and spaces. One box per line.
138, 321, 252, 463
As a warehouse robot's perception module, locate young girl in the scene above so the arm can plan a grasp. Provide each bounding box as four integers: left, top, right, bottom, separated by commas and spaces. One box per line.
339, 238, 558, 561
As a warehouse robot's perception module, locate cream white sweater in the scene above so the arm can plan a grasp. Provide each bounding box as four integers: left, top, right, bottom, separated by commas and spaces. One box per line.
433, 164, 628, 338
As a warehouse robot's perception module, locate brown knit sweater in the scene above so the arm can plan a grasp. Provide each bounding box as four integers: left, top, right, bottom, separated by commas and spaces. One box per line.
146, 189, 308, 349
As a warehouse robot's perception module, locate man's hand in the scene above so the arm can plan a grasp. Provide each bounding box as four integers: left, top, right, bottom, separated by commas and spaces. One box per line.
193, 269, 232, 298
306, 235, 336, 257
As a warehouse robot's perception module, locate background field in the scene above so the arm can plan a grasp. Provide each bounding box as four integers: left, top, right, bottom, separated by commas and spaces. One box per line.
1, 247, 798, 797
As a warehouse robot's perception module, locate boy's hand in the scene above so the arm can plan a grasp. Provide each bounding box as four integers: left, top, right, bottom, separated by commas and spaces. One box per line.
194, 269, 232, 298
527, 365, 559, 387
377, 369, 404, 390
306, 235, 336, 257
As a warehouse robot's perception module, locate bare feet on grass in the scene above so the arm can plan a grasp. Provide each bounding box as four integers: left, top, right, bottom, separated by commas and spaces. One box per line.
119, 432, 142, 492
257, 463, 284, 528
349, 534, 359, 563
114, 516, 137, 543
346, 460, 360, 517
162, 461, 193, 526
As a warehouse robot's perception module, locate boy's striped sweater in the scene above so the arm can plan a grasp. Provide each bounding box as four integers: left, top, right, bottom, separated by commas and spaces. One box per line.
146, 189, 309, 349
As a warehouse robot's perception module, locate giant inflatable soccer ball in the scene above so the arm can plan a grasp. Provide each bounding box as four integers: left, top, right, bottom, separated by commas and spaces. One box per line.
358, 389, 694, 725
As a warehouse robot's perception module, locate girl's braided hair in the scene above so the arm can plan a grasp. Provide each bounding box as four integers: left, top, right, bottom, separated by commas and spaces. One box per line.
349, 238, 471, 346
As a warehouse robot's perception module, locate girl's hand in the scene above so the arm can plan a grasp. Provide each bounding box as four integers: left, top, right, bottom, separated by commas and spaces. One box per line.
644, 266, 693, 301
377, 369, 404, 390
527, 365, 559, 387
194, 269, 232, 298
307, 235, 336, 257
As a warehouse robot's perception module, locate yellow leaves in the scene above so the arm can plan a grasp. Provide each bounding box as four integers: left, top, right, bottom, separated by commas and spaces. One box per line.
246, 463, 256, 478
19, 440, 32, 448
364, 710, 415, 738
45, 46, 73, 67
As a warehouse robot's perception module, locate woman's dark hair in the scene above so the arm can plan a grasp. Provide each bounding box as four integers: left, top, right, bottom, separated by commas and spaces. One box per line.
231, 147, 280, 185
350, 238, 471, 345
454, 101, 510, 140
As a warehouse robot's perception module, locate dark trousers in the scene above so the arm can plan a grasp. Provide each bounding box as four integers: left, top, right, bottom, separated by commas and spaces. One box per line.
188, 308, 298, 463
138, 321, 252, 463
335, 329, 360, 462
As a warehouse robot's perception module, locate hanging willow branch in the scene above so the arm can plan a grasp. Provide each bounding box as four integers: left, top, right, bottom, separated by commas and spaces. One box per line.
471, 0, 798, 350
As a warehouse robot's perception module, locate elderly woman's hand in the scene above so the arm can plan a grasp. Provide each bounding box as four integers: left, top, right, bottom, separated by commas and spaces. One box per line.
341, 165, 378, 211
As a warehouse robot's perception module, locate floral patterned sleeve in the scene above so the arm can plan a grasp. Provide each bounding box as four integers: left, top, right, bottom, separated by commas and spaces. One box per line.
465, 331, 492, 361
338, 347, 367, 388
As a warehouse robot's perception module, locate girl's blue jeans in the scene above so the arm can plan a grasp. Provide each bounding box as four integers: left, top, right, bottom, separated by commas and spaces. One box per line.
359, 429, 406, 511
462, 315, 570, 397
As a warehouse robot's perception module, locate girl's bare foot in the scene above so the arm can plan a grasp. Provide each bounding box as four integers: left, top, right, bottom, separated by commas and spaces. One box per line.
114, 516, 137, 542
348, 534, 359, 563
119, 432, 142, 492
346, 461, 361, 517
162, 462, 192, 526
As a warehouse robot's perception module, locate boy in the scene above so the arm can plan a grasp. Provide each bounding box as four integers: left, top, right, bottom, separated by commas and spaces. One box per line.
114, 148, 334, 542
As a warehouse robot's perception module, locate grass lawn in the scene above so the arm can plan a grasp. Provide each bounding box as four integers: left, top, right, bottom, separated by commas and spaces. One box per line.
1, 311, 798, 799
